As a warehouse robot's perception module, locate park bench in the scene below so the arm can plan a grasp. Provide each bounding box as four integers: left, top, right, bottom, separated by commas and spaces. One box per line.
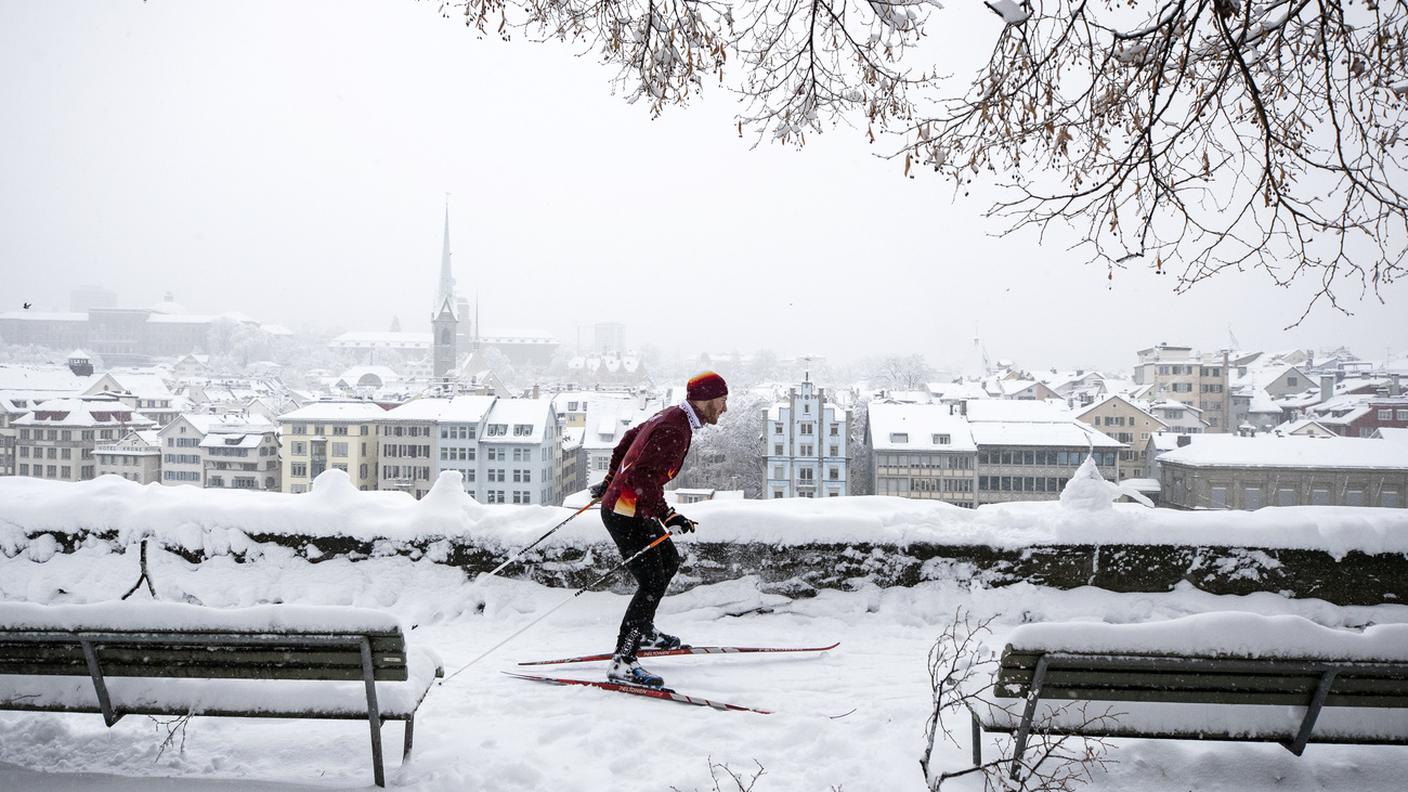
968, 613, 1408, 779
0, 601, 443, 787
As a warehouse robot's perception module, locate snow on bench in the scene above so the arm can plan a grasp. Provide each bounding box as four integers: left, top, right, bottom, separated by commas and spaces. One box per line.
0, 601, 444, 787
969, 613, 1408, 779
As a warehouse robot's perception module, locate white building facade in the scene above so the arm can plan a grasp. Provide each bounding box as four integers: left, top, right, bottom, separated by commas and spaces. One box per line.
765, 378, 849, 498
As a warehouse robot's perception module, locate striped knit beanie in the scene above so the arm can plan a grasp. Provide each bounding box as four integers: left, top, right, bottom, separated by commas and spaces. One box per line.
686, 371, 728, 401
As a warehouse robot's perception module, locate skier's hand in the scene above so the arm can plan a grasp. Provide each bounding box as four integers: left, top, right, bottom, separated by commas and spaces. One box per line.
662, 509, 696, 534
588, 476, 612, 500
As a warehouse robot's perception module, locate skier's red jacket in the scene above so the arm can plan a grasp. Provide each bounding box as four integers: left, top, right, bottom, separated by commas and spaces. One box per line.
601, 404, 694, 521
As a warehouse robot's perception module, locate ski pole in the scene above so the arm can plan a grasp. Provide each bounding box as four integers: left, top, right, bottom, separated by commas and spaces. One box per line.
441, 526, 676, 684
480, 497, 600, 580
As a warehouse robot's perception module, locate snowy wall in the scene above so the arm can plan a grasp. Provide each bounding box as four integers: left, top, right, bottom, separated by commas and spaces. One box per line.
3, 472, 1407, 605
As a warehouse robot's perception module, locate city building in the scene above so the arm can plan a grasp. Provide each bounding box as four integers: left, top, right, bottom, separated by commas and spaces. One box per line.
85, 371, 184, 428
377, 395, 496, 499
766, 376, 849, 498
1133, 343, 1232, 431
478, 398, 559, 505
95, 429, 162, 484
157, 413, 281, 490
1074, 395, 1168, 480
278, 402, 388, 493
13, 396, 156, 482
1156, 434, 1408, 509
866, 402, 977, 507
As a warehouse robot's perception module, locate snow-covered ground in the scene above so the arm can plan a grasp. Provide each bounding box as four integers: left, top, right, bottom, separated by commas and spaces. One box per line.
4, 542, 1407, 791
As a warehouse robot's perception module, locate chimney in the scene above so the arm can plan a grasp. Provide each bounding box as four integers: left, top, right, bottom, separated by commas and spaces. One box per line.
1392, 375, 1402, 398
1320, 375, 1335, 404
1176, 435, 1192, 447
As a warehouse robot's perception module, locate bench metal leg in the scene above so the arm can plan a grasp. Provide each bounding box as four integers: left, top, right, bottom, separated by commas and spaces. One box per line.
360, 638, 386, 787
1011, 655, 1049, 780
971, 710, 982, 766
403, 716, 415, 761
78, 636, 123, 727
1286, 670, 1337, 756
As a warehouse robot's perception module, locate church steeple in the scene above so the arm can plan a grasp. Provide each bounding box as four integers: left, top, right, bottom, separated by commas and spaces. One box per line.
432, 196, 459, 385
436, 197, 457, 319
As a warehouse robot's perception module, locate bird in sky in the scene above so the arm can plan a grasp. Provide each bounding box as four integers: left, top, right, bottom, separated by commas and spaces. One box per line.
22, 302, 32, 309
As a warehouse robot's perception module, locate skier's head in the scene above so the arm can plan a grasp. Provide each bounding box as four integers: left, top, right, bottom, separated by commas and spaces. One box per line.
687, 371, 728, 425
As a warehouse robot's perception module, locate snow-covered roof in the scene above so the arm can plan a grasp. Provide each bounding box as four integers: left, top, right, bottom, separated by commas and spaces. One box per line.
1074, 394, 1166, 427
172, 413, 276, 436
13, 398, 155, 428
0, 364, 90, 394
0, 311, 86, 322
198, 433, 266, 449
329, 331, 432, 349
1270, 418, 1337, 437
965, 399, 1070, 423
278, 402, 389, 423
1248, 388, 1281, 414
1158, 435, 1408, 470
381, 395, 497, 424
479, 398, 555, 444
969, 421, 1124, 449
1374, 427, 1408, 446
866, 403, 976, 452
88, 372, 175, 400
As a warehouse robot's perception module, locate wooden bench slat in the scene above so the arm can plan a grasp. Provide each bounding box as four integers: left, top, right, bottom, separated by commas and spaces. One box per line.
996, 669, 1408, 697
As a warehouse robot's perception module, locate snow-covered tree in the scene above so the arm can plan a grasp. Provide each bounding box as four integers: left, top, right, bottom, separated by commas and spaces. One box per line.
868, 354, 933, 391
440, 0, 1408, 317
674, 391, 769, 497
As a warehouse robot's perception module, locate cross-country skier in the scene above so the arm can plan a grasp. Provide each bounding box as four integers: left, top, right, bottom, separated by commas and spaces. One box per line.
588, 371, 729, 687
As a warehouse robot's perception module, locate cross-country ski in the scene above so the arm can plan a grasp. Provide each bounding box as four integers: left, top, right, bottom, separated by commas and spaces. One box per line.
517, 641, 841, 666
504, 671, 774, 714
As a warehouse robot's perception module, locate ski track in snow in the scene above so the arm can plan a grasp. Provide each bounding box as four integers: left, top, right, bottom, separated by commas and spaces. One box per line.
2, 549, 1407, 791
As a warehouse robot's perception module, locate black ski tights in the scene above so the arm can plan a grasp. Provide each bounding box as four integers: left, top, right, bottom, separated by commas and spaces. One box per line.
601, 509, 680, 659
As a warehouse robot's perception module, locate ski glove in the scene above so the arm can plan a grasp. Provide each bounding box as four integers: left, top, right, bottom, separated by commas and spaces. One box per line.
662, 509, 697, 534
588, 475, 612, 499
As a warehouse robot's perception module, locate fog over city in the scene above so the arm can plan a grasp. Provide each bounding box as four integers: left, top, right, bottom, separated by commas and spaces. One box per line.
3, 1, 1404, 373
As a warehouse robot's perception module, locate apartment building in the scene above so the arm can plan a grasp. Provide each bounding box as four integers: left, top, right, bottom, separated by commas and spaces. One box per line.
279, 402, 387, 493
95, 429, 162, 484
766, 377, 849, 498
866, 402, 977, 507
377, 395, 496, 500
1157, 434, 1408, 509
1074, 395, 1168, 480
967, 399, 1123, 505
478, 398, 559, 505
13, 396, 156, 482
158, 413, 281, 490
1133, 344, 1232, 431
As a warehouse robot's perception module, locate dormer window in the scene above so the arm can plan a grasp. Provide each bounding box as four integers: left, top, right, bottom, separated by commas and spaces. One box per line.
890, 432, 908, 443
934, 433, 950, 445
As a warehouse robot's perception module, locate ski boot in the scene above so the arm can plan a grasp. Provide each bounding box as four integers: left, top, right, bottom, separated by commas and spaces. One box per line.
639, 626, 684, 651
607, 656, 664, 688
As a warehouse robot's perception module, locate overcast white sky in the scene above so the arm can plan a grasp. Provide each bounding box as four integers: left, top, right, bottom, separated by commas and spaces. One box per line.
2, 0, 1405, 373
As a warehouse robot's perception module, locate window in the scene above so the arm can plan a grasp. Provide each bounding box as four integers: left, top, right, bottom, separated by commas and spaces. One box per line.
332, 425, 348, 436
774, 444, 783, 455
1310, 487, 1331, 505
331, 442, 348, 457
1345, 489, 1365, 507
1210, 486, 1228, 508
1383, 490, 1402, 508
487, 424, 507, 436
800, 423, 814, 435
830, 425, 839, 436
800, 444, 813, 456
889, 433, 908, 444
799, 468, 813, 481
1397, 409, 1408, 421
775, 423, 783, 434
514, 424, 533, 436
292, 441, 307, 456
829, 467, 839, 480
1379, 409, 1394, 421
1287, 376, 1298, 387
774, 489, 784, 498
829, 445, 839, 457
291, 463, 308, 477
773, 465, 784, 479
934, 434, 950, 445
